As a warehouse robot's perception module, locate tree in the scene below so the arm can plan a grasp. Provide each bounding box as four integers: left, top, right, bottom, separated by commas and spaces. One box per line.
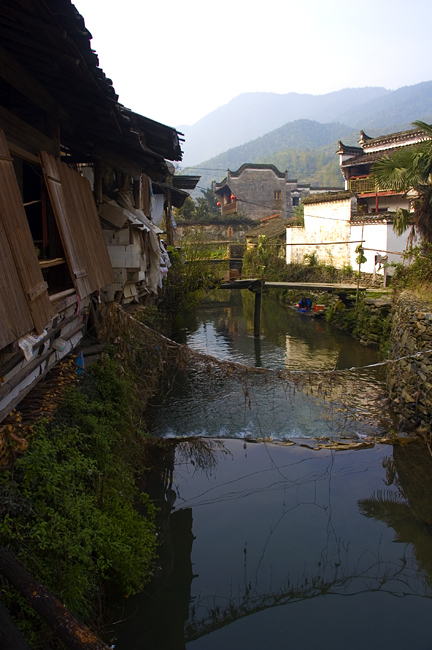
174, 188, 220, 223
200, 187, 220, 216
371, 120, 432, 243
174, 196, 197, 222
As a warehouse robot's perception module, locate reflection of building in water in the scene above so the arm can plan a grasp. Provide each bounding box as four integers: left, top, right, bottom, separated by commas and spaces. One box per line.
359, 441, 432, 590
285, 333, 339, 371
216, 307, 239, 342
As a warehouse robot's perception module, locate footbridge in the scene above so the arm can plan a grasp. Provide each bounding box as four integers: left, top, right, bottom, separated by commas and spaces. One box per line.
220, 279, 366, 292
219, 278, 367, 337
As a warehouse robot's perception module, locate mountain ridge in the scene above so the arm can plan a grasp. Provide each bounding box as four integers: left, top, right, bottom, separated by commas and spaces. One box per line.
180, 81, 432, 170
179, 87, 390, 166
185, 118, 427, 194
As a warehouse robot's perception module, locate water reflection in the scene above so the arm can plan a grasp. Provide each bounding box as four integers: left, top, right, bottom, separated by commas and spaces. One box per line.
359, 441, 432, 591
176, 290, 379, 372
113, 440, 432, 650
147, 290, 395, 441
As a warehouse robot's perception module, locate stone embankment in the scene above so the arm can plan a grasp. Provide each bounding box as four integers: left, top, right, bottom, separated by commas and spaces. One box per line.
387, 291, 432, 433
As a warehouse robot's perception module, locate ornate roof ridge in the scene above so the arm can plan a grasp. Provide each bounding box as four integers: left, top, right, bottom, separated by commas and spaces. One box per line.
336, 141, 364, 156
362, 127, 431, 150
229, 163, 286, 179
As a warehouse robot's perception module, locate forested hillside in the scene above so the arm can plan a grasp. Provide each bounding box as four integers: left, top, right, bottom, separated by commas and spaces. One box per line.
184, 120, 360, 192
180, 82, 432, 195
179, 87, 389, 166
184, 117, 428, 195
336, 81, 432, 130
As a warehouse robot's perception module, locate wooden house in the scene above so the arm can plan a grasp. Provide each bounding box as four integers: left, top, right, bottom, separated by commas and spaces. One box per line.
0, 0, 190, 423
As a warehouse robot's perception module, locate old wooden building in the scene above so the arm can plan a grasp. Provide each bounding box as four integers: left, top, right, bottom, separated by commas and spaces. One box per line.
0, 0, 192, 423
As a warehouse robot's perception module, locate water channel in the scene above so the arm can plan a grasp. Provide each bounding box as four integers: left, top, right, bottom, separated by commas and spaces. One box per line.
111, 291, 432, 650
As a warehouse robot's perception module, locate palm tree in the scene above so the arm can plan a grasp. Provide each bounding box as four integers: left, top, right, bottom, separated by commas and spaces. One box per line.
371, 121, 432, 243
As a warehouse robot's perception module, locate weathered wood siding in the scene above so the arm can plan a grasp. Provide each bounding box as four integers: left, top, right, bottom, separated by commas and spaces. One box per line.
40, 152, 114, 298
0, 217, 33, 349
0, 130, 53, 336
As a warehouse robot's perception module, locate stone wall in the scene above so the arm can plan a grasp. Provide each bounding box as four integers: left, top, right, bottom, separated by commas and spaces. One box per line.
228, 168, 287, 221
387, 291, 432, 432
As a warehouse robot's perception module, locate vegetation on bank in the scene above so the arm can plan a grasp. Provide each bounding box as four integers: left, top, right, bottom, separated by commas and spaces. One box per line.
390, 243, 432, 297
242, 238, 396, 354
0, 356, 157, 648
242, 237, 356, 284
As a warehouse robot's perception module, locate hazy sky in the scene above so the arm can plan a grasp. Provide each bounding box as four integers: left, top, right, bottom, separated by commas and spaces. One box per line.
73, 0, 432, 129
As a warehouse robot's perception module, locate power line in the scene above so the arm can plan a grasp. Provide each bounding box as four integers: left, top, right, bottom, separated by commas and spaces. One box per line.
192, 183, 358, 223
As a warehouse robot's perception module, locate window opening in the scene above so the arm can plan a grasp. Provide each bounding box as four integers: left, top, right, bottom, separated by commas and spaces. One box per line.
18, 159, 74, 296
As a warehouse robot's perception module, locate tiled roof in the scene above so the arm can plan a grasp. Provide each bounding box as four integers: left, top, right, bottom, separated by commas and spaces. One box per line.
336, 142, 363, 156
350, 212, 396, 224
303, 190, 355, 205
246, 216, 294, 241
362, 127, 430, 150
341, 150, 387, 168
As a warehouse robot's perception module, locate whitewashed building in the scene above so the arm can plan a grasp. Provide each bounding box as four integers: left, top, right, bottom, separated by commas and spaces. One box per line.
285, 128, 426, 276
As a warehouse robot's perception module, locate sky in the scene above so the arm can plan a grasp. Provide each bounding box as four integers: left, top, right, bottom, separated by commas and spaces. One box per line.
73, 0, 432, 129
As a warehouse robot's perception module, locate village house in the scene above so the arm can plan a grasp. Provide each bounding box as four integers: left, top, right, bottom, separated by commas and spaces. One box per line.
212, 163, 340, 221
285, 128, 427, 275
0, 0, 198, 424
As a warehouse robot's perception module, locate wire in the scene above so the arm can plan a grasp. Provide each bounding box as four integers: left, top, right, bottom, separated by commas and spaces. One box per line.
192, 183, 359, 223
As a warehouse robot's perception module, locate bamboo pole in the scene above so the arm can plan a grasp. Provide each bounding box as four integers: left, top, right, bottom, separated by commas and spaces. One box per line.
356, 219, 365, 305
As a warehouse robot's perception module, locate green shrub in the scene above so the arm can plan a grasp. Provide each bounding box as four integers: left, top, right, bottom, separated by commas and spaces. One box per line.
391, 243, 432, 292
0, 357, 157, 644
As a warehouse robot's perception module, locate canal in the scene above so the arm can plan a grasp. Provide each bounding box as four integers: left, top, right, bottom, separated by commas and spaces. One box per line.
111, 291, 432, 650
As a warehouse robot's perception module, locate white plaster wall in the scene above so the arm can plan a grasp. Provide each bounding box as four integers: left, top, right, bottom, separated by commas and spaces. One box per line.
351, 223, 387, 274
386, 224, 410, 271
350, 223, 409, 275
361, 195, 410, 213
286, 199, 353, 267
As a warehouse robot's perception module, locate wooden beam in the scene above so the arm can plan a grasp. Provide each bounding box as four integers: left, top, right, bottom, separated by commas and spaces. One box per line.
0, 105, 55, 156
0, 43, 70, 125
6, 140, 39, 165
286, 240, 364, 246
254, 281, 263, 338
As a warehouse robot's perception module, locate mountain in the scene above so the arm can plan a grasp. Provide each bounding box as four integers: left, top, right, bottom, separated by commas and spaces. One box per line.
179, 81, 432, 168
185, 119, 422, 194
178, 87, 390, 166
336, 80, 432, 130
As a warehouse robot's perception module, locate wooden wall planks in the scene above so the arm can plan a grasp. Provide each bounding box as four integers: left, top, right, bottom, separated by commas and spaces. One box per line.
40, 151, 114, 298
0, 130, 53, 334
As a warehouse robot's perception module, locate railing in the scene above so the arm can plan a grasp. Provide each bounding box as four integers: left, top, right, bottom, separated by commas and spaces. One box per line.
349, 176, 376, 194
221, 201, 237, 215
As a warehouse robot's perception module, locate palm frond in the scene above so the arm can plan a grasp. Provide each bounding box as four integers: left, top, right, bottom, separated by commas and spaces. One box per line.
371, 152, 414, 192
412, 120, 432, 139
393, 208, 413, 237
